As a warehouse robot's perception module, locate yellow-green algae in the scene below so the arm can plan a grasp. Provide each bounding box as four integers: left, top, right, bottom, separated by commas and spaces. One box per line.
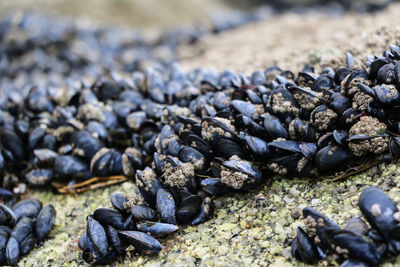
16, 159, 400, 266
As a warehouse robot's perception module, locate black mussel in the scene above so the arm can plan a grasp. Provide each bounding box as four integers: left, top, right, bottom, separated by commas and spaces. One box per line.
93, 208, 126, 230
263, 114, 289, 140
136, 168, 162, 208
178, 146, 208, 174
20, 234, 36, 256
377, 63, 395, 84
33, 149, 58, 167
296, 71, 317, 87
105, 225, 122, 255
343, 69, 368, 96
235, 115, 267, 138
213, 137, 245, 160
251, 70, 267, 85
0, 204, 16, 227
161, 155, 195, 190
90, 148, 123, 177
192, 197, 215, 225
302, 207, 339, 251
86, 216, 109, 259
11, 217, 33, 245
0, 129, 25, 162
243, 134, 271, 160
289, 118, 317, 142
200, 177, 232, 196
176, 193, 203, 224
35, 204, 55, 242
334, 68, 352, 85
26, 169, 53, 187
324, 228, 381, 265
330, 93, 351, 115
131, 204, 156, 222
230, 100, 264, 120
54, 155, 90, 179
268, 154, 306, 175
122, 147, 143, 178
78, 233, 88, 251
0, 230, 8, 263
12, 199, 42, 222
201, 117, 240, 143
180, 131, 212, 159
156, 188, 176, 225
340, 259, 370, 267
72, 131, 104, 161
373, 84, 400, 106
315, 145, 349, 172
339, 108, 361, 129
118, 231, 161, 254
28, 127, 46, 150
369, 57, 389, 80
313, 74, 334, 92
267, 85, 299, 122
358, 187, 400, 242
220, 156, 262, 190
6, 237, 19, 265
344, 217, 369, 236
291, 227, 322, 264
0, 188, 13, 202
136, 221, 178, 237
310, 105, 337, 132
110, 192, 129, 214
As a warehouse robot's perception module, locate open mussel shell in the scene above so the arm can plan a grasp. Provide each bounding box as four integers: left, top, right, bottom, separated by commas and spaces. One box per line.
118, 231, 162, 254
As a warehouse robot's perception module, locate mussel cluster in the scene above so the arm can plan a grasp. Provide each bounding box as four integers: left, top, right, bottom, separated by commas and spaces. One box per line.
0, 197, 55, 265
1, 7, 400, 265
78, 191, 183, 264
292, 186, 400, 266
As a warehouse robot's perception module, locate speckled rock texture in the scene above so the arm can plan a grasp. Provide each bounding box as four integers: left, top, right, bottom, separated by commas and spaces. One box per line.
12, 3, 400, 266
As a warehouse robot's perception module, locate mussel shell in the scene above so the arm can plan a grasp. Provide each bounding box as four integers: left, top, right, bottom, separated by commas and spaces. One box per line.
54, 155, 89, 179
20, 234, 36, 256
26, 169, 53, 187
86, 216, 109, 258
131, 204, 156, 222
156, 188, 176, 225
0, 204, 16, 227
136, 221, 178, 237
35, 204, 56, 242
110, 192, 128, 214
192, 197, 215, 225
93, 208, 126, 230
6, 237, 19, 265
291, 227, 321, 264
12, 199, 42, 222
358, 186, 399, 242
315, 145, 349, 172
11, 217, 33, 245
118, 231, 161, 254
324, 228, 381, 265
105, 225, 122, 255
